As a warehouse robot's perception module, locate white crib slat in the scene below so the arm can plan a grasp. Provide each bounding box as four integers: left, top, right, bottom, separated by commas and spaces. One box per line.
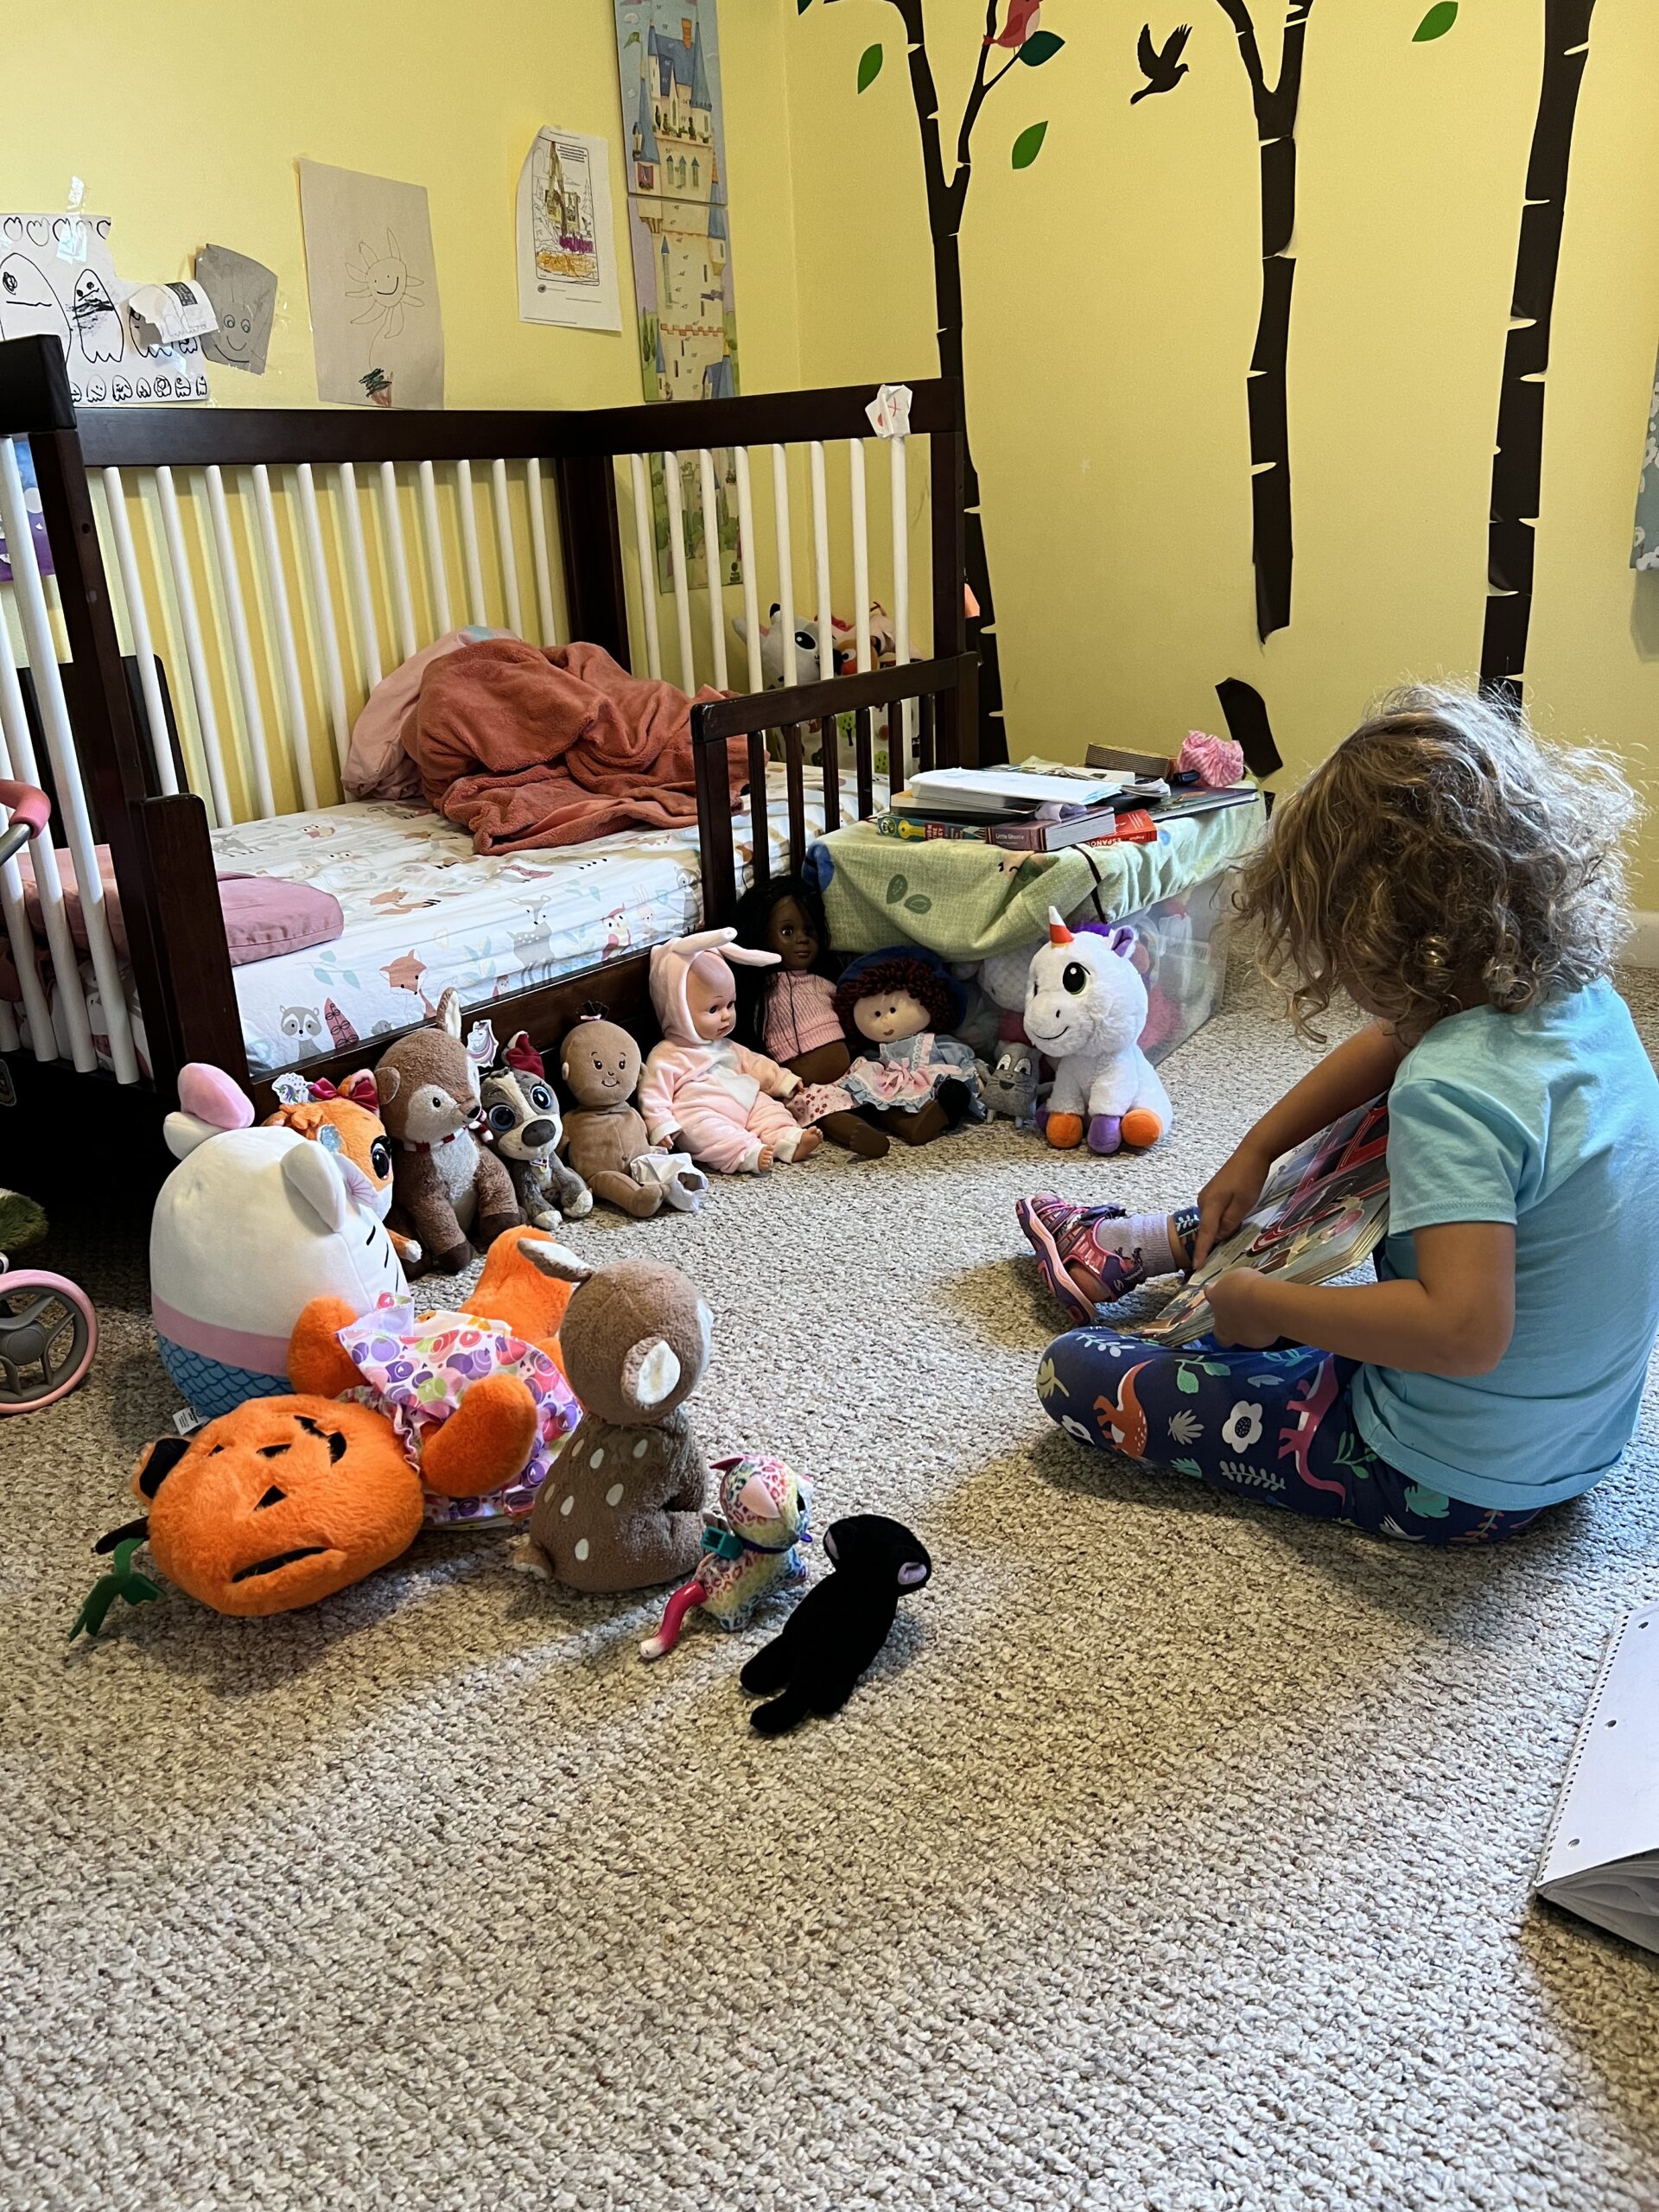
296, 464, 352, 776
0, 731, 58, 1063
809, 441, 835, 683
100, 468, 178, 795
733, 445, 763, 694
662, 452, 696, 692
526, 459, 557, 645
890, 433, 912, 789
455, 461, 488, 626
204, 466, 276, 820
490, 459, 524, 639
156, 466, 233, 829
771, 443, 798, 686
0, 603, 79, 1063
849, 441, 873, 673
626, 453, 662, 681
252, 466, 319, 812
377, 462, 418, 664
0, 439, 135, 1079
416, 461, 453, 638
696, 449, 728, 690
336, 462, 383, 697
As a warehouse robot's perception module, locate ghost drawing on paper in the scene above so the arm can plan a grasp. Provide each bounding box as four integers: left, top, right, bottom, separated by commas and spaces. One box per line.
70, 269, 124, 364
0, 252, 69, 347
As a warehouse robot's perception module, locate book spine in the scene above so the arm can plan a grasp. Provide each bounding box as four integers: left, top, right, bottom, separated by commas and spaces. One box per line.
1535, 1610, 1635, 1887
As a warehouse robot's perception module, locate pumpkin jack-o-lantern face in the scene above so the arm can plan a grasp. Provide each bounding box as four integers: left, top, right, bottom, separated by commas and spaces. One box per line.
136, 1396, 425, 1618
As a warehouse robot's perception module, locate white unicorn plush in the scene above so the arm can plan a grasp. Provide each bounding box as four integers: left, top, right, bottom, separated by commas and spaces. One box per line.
1024, 907, 1172, 1154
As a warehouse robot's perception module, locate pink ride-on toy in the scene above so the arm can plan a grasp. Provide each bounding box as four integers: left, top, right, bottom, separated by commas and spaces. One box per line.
0, 779, 99, 1414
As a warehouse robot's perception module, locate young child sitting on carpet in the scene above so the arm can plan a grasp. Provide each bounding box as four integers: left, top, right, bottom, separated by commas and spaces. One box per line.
1024, 685, 1659, 1546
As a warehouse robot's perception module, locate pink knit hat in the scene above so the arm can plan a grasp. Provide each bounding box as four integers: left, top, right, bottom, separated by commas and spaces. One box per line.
648, 927, 778, 1043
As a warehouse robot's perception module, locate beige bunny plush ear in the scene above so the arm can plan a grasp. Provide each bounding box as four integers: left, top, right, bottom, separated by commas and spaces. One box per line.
622, 1337, 681, 1411
516, 1239, 592, 1285
437, 988, 463, 1040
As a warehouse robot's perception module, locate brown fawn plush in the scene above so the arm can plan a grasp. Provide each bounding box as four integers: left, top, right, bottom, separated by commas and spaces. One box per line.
375, 989, 519, 1274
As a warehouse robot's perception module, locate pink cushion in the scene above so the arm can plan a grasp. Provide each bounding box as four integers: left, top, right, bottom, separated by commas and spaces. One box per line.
19, 848, 343, 968
215, 873, 344, 966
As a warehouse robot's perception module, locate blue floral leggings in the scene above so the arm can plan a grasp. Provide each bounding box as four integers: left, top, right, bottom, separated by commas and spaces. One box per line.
1037, 1326, 1542, 1546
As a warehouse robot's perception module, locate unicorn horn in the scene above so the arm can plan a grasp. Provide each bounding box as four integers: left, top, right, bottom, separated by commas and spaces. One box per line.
1047, 906, 1073, 946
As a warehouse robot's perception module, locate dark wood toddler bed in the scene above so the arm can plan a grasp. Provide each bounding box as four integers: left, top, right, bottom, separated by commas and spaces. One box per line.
0, 334, 979, 1154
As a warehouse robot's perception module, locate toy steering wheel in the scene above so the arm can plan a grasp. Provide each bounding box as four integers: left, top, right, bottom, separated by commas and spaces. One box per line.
0, 1258, 98, 1413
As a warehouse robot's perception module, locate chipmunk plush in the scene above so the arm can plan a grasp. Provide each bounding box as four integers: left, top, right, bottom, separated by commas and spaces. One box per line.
557, 1010, 708, 1217
375, 989, 520, 1273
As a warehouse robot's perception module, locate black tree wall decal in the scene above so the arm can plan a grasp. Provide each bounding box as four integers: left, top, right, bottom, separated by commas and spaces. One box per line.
1480, 0, 1598, 705
1208, 0, 1315, 644
799, 0, 1068, 762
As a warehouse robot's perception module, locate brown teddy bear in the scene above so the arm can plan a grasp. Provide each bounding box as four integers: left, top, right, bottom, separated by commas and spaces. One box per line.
517, 1247, 713, 1592
376, 989, 520, 1273
557, 1010, 706, 1219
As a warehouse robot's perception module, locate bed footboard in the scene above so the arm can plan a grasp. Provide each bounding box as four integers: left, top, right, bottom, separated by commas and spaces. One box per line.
690, 653, 976, 925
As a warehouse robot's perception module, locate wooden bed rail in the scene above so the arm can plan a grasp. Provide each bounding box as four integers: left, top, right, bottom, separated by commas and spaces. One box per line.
690, 653, 977, 925
0, 331, 980, 1128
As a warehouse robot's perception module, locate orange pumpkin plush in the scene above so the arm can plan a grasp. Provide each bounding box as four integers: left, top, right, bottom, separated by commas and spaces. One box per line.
136, 1397, 426, 1618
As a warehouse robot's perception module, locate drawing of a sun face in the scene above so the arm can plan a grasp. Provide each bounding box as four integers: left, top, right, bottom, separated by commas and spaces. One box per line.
345, 230, 425, 344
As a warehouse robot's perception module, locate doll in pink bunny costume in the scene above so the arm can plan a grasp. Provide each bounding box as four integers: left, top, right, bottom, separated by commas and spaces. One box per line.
639, 929, 824, 1175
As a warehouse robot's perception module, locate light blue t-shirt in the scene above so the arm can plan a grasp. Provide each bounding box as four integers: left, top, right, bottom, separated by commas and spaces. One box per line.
1352, 981, 1659, 1511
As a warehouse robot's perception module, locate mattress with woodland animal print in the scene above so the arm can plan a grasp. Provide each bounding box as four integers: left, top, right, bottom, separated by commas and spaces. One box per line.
13, 772, 853, 1077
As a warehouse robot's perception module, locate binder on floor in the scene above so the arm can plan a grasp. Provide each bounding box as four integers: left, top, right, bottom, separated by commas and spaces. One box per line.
1533, 1605, 1659, 1955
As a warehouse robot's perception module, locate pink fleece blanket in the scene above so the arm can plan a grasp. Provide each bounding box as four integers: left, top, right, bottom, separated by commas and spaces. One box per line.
405, 638, 747, 854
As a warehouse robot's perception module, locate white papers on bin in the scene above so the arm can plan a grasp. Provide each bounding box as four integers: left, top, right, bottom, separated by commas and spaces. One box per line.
1534, 1604, 1659, 1955
908, 765, 1130, 815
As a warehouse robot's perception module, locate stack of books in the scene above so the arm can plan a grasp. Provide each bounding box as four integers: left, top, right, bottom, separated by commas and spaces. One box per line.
874, 764, 1256, 855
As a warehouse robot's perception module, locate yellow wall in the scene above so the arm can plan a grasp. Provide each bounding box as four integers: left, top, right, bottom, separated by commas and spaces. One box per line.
783, 1, 1659, 906
4, 2, 1656, 898
0, 0, 800, 408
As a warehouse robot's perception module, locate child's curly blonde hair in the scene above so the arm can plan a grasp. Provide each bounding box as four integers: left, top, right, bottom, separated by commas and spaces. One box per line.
1234, 683, 1639, 1042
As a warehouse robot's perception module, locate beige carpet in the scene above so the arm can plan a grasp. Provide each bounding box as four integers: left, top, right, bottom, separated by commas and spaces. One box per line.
6, 958, 1658, 2211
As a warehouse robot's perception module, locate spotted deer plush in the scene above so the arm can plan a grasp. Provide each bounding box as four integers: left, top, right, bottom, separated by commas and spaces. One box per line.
517, 1249, 712, 1593
480, 1033, 592, 1232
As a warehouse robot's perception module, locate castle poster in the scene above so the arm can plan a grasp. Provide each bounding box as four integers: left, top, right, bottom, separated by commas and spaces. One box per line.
613, 0, 741, 590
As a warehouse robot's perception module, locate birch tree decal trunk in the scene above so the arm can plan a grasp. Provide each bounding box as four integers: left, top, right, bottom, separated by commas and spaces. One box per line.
1211, 0, 1315, 644
800, 0, 1070, 762
1480, 0, 1597, 706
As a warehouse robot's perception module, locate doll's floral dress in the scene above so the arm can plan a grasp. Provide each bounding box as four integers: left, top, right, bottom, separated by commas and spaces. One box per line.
842, 1033, 984, 1116
337, 1294, 580, 1525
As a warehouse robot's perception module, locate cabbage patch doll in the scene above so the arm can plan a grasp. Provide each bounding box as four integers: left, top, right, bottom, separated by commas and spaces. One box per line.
831, 947, 985, 1147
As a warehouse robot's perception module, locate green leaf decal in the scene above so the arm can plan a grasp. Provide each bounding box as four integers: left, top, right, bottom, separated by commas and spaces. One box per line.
887, 873, 908, 905
1011, 120, 1049, 170
856, 42, 884, 92
1174, 1365, 1200, 1395
1019, 30, 1065, 66
1413, 2, 1458, 39
906, 893, 932, 914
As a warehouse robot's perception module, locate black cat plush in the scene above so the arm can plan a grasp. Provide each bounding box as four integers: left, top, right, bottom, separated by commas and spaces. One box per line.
740, 1515, 931, 1735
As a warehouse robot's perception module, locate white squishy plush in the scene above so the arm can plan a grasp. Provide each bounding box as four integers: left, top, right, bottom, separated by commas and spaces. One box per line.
1024, 908, 1172, 1155
150, 1063, 408, 1419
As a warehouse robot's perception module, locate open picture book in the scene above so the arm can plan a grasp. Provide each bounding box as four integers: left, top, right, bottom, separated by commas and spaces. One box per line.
1130, 1096, 1391, 1347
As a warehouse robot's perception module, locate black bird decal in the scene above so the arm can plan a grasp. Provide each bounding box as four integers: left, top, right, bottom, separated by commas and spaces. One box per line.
1132, 21, 1192, 103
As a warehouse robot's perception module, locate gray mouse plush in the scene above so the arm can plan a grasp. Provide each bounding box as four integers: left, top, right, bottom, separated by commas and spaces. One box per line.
976, 1044, 1041, 1129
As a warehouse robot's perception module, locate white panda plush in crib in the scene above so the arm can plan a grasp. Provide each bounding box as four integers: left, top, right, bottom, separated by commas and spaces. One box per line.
150, 1064, 409, 1420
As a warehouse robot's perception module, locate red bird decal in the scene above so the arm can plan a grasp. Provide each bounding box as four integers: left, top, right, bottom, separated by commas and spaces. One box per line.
987, 0, 1041, 48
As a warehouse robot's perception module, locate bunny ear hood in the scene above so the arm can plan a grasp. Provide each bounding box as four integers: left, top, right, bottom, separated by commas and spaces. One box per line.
650, 929, 779, 1041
